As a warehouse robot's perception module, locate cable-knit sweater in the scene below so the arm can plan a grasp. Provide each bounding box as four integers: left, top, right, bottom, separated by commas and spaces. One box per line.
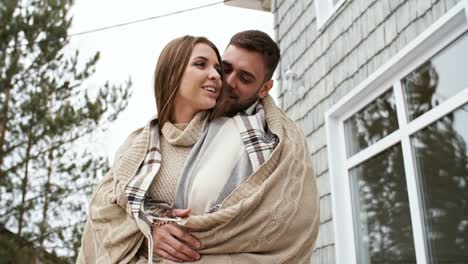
147, 112, 206, 204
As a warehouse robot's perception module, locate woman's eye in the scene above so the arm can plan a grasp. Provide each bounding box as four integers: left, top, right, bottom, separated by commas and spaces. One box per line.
215, 65, 222, 74
194, 61, 206, 67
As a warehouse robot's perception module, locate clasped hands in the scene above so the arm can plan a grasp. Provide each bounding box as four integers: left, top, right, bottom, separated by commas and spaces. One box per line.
147, 208, 201, 263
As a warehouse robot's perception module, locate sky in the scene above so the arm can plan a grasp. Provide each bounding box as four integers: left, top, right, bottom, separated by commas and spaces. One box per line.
68, 0, 275, 162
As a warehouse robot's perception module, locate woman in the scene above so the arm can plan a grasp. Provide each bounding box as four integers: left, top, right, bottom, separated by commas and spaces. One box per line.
78, 34, 318, 264
77, 35, 224, 263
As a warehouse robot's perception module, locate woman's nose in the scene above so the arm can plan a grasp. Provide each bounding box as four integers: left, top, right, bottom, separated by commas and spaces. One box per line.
209, 67, 221, 80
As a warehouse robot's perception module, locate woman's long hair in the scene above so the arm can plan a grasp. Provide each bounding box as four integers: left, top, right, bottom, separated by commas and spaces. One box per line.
154, 36, 223, 130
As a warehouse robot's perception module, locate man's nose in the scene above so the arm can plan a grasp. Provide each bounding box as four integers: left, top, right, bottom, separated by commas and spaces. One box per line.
225, 72, 236, 90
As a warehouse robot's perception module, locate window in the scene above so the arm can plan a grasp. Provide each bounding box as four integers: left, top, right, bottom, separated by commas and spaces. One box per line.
314, 0, 345, 29
325, 2, 468, 263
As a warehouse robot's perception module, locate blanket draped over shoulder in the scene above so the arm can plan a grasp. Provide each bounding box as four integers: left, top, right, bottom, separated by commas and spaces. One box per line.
77, 95, 320, 264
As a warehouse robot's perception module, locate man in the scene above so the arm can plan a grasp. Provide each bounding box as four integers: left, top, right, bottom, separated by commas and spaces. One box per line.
150, 30, 320, 263
219, 30, 278, 116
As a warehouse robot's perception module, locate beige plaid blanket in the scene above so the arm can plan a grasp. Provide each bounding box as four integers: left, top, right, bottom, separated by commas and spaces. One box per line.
77, 95, 319, 264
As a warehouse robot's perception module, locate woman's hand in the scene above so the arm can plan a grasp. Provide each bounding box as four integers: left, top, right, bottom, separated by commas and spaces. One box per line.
152, 208, 201, 263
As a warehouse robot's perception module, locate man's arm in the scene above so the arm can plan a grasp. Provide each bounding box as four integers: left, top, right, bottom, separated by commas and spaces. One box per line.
142, 208, 201, 263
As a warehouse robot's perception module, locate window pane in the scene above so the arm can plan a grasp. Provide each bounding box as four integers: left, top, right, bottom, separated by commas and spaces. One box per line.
402, 32, 468, 121
411, 104, 468, 263
344, 89, 399, 157
332, 0, 340, 5
350, 144, 416, 264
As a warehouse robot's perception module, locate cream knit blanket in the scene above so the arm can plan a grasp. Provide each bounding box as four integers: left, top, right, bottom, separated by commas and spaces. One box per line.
174, 102, 278, 214
77, 95, 319, 264
126, 102, 277, 262
176, 96, 320, 263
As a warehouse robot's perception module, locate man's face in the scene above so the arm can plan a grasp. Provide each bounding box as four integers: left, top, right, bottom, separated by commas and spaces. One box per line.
221, 45, 273, 115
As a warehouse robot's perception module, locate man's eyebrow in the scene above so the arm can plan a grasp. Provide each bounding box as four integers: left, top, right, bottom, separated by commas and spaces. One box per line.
239, 70, 256, 80
222, 60, 255, 79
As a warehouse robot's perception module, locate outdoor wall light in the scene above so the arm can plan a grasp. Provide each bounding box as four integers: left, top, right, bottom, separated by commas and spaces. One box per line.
283, 66, 305, 96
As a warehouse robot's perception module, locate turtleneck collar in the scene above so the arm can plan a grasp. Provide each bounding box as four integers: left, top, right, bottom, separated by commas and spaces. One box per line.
160, 111, 207, 146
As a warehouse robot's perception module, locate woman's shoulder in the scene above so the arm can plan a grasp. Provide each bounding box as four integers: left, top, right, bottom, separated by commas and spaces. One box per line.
113, 127, 146, 163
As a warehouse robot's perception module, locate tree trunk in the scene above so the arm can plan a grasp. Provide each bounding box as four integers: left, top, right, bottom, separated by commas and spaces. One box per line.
39, 138, 54, 246
0, 34, 19, 176
17, 132, 33, 236
0, 81, 12, 173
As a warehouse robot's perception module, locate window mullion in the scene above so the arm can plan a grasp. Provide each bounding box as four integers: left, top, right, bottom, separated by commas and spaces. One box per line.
345, 130, 401, 170
394, 81, 429, 264
337, 119, 358, 264
406, 88, 468, 135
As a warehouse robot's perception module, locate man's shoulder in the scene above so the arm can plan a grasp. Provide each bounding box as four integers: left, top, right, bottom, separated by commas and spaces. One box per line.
260, 97, 294, 124
260, 97, 306, 139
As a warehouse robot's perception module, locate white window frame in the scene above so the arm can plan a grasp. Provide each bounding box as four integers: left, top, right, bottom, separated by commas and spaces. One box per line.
314, 0, 345, 29
325, 1, 468, 264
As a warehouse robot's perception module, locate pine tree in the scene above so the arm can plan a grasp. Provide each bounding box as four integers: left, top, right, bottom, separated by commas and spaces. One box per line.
0, 0, 131, 261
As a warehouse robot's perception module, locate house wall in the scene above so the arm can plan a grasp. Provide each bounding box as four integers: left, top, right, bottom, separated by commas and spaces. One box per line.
271, 0, 463, 262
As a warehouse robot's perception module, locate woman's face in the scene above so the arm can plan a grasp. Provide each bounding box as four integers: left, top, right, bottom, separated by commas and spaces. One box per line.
175, 43, 222, 115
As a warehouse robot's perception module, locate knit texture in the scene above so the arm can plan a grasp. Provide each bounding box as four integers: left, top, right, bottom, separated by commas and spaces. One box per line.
76, 95, 320, 264
147, 112, 206, 203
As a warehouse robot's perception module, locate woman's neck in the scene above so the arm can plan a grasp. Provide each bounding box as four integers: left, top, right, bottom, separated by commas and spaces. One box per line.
171, 102, 197, 124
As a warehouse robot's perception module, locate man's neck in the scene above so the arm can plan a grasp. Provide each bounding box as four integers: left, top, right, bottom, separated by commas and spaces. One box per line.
243, 99, 260, 115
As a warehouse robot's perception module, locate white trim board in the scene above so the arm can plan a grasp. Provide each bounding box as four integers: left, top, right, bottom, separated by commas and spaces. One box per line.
325, 1, 468, 263
326, 1, 468, 120
315, 0, 346, 30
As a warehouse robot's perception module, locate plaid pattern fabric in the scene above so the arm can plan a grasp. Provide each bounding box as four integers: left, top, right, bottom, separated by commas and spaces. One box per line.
234, 103, 278, 171
124, 120, 163, 262
126, 122, 162, 217
174, 101, 278, 212
125, 103, 277, 262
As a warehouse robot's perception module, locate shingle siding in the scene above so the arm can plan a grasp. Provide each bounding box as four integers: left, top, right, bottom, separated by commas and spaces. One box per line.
273, 0, 463, 263
314, 219, 335, 251
315, 171, 331, 198
310, 244, 336, 264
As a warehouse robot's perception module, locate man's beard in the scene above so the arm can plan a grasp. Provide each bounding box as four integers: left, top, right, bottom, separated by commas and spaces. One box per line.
222, 89, 259, 117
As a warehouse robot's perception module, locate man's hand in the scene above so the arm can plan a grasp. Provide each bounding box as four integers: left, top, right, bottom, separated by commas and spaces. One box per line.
152, 208, 201, 262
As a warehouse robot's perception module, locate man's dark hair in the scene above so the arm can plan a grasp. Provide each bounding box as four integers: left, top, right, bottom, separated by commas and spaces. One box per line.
229, 30, 280, 81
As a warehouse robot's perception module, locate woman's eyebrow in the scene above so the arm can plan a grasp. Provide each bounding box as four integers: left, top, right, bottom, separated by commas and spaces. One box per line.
193, 56, 208, 61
